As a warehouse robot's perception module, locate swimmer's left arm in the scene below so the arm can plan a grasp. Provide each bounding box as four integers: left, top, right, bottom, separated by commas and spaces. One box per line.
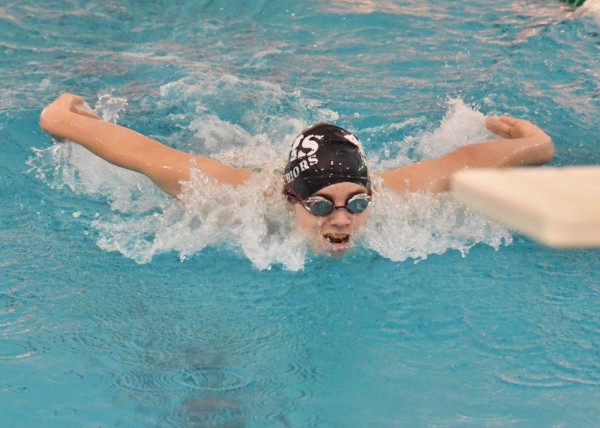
378, 116, 555, 193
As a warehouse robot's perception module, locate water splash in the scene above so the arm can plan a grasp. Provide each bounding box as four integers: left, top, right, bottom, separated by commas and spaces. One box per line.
93, 169, 307, 270
30, 86, 511, 270
361, 178, 511, 263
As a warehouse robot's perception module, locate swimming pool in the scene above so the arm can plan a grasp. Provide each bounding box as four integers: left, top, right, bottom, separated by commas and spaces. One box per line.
2, 0, 600, 426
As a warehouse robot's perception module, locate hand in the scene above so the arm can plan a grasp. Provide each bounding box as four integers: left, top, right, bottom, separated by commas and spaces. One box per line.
485, 115, 548, 140
41, 93, 99, 120
485, 115, 554, 166
40, 93, 100, 138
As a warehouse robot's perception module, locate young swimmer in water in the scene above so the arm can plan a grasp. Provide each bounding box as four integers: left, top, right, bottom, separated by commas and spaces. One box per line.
39, 93, 555, 253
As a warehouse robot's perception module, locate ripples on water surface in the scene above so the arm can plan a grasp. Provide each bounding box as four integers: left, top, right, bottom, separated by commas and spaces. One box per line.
1, 0, 600, 426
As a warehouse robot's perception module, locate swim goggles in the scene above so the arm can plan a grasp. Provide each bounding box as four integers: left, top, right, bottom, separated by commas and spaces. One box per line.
286, 193, 372, 217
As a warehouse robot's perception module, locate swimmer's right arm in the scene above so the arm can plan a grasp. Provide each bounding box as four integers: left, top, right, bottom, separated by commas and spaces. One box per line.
39, 93, 253, 198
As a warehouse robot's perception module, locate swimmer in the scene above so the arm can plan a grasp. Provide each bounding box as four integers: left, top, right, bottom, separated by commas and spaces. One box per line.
39, 93, 555, 254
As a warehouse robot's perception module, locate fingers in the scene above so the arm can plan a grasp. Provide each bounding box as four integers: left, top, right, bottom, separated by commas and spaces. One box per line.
67, 95, 86, 111
485, 116, 513, 138
73, 99, 100, 119
41, 93, 99, 136
486, 115, 543, 140
56, 93, 85, 106
54, 93, 100, 119
66, 93, 85, 104
73, 107, 100, 119
498, 115, 519, 126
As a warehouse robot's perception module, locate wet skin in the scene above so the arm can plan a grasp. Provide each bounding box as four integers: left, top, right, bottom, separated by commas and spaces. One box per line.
292, 182, 370, 254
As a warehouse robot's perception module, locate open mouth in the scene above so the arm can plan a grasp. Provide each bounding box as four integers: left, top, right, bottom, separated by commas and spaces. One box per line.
323, 233, 350, 246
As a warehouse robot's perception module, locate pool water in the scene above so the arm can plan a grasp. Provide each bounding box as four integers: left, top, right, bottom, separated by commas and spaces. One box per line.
2, 0, 600, 426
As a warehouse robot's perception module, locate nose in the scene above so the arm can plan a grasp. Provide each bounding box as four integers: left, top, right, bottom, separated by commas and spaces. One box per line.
328, 206, 352, 227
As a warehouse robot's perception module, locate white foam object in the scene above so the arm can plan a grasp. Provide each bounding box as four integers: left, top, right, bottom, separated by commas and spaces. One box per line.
451, 167, 600, 248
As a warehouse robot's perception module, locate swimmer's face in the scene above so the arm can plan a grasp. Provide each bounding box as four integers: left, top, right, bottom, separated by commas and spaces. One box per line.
292, 182, 370, 254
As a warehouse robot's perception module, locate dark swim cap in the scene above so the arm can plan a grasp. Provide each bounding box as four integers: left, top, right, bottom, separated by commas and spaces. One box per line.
283, 123, 370, 199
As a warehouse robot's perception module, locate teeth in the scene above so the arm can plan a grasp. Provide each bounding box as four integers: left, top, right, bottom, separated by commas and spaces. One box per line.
324, 234, 349, 244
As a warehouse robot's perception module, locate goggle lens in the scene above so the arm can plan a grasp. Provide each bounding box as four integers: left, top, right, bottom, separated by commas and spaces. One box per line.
305, 198, 334, 216
347, 195, 370, 213
301, 193, 371, 217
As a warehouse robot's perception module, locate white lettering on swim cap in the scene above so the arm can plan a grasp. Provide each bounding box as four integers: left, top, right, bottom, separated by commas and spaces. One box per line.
300, 135, 320, 157
284, 166, 302, 184
285, 155, 320, 184
289, 133, 321, 162
289, 134, 303, 162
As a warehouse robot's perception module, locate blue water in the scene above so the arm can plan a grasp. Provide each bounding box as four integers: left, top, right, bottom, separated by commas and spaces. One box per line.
2, 0, 600, 426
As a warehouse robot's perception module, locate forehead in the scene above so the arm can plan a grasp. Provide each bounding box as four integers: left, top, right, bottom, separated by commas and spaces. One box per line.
313, 182, 368, 198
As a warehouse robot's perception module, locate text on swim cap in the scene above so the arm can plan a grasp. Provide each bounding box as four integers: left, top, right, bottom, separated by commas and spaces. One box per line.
289, 133, 321, 162
284, 156, 319, 184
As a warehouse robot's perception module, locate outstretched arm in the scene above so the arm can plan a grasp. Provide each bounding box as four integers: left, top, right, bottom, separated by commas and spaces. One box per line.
39, 93, 253, 198
378, 116, 555, 193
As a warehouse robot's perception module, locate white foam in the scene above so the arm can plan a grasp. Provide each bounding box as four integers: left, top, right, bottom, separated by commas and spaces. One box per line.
156, 75, 337, 163
361, 177, 511, 263
30, 88, 511, 270
414, 99, 490, 159
90, 168, 308, 270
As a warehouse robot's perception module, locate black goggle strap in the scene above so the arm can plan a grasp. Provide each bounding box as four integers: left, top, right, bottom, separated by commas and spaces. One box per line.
285, 193, 304, 205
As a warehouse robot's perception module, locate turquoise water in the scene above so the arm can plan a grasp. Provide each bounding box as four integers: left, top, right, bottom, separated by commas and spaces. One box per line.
2, 0, 600, 426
